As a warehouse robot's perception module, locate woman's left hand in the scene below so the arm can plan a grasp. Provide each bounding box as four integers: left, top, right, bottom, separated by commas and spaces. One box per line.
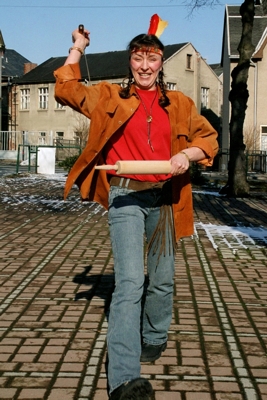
170, 147, 207, 175
170, 152, 190, 175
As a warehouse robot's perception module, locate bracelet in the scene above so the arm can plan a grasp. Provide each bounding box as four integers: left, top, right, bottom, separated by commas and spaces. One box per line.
179, 151, 190, 162
69, 46, 84, 55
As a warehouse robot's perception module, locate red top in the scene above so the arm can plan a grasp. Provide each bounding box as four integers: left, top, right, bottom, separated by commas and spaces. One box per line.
104, 88, 172, 182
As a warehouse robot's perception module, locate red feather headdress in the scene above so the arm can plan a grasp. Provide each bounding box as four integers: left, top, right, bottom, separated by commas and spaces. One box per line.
147, 14, 168, 38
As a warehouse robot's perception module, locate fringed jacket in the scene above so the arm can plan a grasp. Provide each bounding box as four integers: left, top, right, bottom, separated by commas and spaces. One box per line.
54, 63, 218, 242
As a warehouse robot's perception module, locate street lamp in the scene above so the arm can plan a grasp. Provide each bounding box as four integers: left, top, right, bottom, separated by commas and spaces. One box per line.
0, 30, 6, 132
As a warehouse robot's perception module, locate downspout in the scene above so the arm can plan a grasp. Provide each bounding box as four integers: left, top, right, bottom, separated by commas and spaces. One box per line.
250, 59, 258, 151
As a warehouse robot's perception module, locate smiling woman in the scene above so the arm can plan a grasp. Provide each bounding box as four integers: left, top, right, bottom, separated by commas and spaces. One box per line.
54, 21, 218, 400
130, 50, 163, 91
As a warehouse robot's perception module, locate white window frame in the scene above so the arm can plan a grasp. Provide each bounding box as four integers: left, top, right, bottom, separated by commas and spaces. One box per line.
55, 101, 65, 110
201, 87, 209, 109
38, 131, 46, 145
260, 125, 267, 151
20, 88, 30, 110
39, 87, 49, 109
167, 82, 176, 91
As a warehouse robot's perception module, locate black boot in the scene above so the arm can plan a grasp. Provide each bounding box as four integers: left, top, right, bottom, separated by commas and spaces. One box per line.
109, 377, 153, 400
140, 342, 167, 362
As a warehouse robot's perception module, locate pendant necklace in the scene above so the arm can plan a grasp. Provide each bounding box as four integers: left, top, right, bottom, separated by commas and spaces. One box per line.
138, 90, 158, 152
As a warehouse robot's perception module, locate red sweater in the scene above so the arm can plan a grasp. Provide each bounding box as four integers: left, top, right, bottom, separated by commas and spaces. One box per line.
104, 88, 172, 182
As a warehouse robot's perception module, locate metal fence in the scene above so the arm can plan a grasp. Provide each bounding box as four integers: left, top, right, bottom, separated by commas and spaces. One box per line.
53, 138, 81, 161
0, 131, 82, 162
214, 149, 267, 173
0, 131, 22, 150
1, 131, 267, 174
16, 144, 82, 174
247, 151, 267, 173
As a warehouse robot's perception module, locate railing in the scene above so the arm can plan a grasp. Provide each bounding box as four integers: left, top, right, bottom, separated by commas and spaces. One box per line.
0, 131, 22, 150
214, 149, 267, 173
0, 132, 82, 163
16, 144, 81, 174
53, 138, 82, 161
247, 151, 267, 173
2, 131, 267, 174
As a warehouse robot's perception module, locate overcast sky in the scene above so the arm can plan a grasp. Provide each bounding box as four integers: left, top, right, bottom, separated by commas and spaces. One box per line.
0, 0, 243, 66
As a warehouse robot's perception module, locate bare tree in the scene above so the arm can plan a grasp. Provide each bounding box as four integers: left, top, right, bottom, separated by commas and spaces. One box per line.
225, 0, 254, 196
243, 124, 260, 152
73, 111, 90, 149
185, 0, 256, 197
185, 0, 221, 12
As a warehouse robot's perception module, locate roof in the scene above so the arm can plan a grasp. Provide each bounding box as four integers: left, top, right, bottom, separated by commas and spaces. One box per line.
226, 4, 267, 59
1, 49, 31, 78
209, 63, 223, 77
14, 43, 188, 85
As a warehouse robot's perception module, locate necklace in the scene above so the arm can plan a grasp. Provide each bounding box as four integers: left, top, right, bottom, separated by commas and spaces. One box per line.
138, 90, 158, 152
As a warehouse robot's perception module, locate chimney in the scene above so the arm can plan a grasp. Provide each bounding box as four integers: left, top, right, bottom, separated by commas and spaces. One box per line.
24, 62, 38, 74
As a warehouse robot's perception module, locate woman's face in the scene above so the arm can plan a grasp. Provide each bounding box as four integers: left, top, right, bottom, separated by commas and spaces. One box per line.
130, 51, 163, 91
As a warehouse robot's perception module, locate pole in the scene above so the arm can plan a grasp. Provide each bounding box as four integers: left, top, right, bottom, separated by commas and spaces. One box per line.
0, 30, 6, 133
0, 49, 2, 132
0, 53, 2, 132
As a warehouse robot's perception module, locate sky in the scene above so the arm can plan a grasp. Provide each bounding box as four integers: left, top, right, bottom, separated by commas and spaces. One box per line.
0, 0, 243, 66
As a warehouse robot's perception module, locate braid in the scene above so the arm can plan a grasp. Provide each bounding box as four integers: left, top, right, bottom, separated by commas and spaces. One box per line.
120, 34, 171, 105
119, 68, 134, 99
158, 69, 170, 108
120, 68, 171, 106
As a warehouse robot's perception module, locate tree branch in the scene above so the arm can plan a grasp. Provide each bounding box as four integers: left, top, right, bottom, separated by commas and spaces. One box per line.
183, 0, 221, 12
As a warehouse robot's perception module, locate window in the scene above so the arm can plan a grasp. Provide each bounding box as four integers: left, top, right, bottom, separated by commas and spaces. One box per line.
39, 87, 49, 109
56, 132, 64, 137
56, 101, 65, 109
167, 82, 176, 91
20, 89, 30, 110
186, 54, 192, 69
201, 87, 209, 109
39, 132, 46, 145
261, 126, 267, 151
74, 135, 81, 145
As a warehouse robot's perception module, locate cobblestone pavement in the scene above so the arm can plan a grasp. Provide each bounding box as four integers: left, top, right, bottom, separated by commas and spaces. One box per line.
0, 172, 266, 400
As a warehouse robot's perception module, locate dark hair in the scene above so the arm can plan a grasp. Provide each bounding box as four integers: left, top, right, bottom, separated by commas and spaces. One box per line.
128, 33, 164, 54
119, 34, 170, 107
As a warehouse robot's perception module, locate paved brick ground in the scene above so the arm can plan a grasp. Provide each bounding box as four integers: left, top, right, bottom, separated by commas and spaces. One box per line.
0, 172, 266, 400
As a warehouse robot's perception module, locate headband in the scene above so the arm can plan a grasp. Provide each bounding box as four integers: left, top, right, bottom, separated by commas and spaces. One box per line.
130, 46, 163, 56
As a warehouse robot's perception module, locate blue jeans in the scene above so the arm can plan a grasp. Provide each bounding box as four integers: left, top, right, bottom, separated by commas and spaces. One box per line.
107, 185, 175, 393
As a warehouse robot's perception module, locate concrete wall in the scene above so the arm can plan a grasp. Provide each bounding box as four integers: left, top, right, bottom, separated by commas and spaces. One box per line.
163, 44, 222, 116
0, 150, 17, 159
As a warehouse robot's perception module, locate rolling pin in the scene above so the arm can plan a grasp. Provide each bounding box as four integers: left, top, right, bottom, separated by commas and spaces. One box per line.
95, 160, 171, 175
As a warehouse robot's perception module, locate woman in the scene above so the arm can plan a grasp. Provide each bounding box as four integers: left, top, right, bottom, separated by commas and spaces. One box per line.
54, 27, 218, 400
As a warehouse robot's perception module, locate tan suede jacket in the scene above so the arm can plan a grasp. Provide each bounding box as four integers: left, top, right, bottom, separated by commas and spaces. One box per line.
54, 63, 218, 241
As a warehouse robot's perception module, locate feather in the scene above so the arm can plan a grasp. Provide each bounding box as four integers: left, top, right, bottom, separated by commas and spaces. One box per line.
147, 14, 168, 38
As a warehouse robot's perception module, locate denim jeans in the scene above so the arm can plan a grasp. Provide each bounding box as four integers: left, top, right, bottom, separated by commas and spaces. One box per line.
107, 185, 175, 393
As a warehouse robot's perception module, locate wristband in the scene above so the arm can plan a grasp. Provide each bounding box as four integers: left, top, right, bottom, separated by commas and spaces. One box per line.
179, 151, 190, 162
69, 46, 84, 55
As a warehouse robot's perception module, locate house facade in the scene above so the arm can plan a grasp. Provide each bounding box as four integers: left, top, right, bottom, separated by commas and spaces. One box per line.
0, 48, 35, 131
11, 42, 222, 152
221, 2, 267, 160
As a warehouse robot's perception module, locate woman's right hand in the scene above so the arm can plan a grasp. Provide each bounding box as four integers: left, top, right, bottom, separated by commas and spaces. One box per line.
72, 27, 90, 49
64, 27, 90, 65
